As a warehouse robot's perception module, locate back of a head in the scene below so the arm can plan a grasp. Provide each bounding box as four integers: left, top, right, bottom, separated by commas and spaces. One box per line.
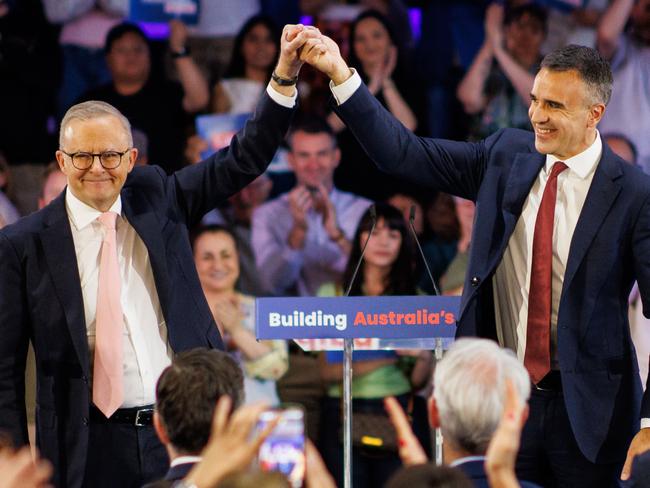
540, 44, 613, 106
385, 464, 474, 488
433, 338, 530, 455
155, 348, 244, 455
216, 470, 290, 488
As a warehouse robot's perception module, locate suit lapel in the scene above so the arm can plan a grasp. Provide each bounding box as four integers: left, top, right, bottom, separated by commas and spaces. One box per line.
120, 192, 172, 327
486, 150, 545, 273
562, 150, 623, 294
40, 195, 90, 376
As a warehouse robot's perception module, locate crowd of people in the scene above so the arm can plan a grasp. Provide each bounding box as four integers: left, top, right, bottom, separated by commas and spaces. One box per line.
1, 0, 650, 487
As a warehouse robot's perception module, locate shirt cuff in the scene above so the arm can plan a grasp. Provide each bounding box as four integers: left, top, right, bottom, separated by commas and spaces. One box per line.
641, 418, 650, 429
329, 68, 361, 105
266, 83, 297, 108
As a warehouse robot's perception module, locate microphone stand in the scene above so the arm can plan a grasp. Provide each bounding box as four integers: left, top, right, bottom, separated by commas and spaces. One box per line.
408, 205, 444, 464
342, 204, 376, 488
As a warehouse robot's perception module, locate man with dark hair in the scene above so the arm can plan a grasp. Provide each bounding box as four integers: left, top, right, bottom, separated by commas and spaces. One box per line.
251, 116, 371, 297
301, 34, 650, 487
147, 348, 244, 486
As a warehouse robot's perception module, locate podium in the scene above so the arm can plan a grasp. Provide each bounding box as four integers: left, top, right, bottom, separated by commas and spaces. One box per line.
257, 295, 461, 488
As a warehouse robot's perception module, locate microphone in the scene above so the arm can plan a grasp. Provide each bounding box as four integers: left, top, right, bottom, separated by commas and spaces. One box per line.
408, 205, 441, 296
344, 204, 377, 296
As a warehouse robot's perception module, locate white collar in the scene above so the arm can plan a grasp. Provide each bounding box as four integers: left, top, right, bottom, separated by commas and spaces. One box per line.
449, 455, 486, 467
65, 188, 122, 231
170, 456, 202, 468
544, 130, 602, 180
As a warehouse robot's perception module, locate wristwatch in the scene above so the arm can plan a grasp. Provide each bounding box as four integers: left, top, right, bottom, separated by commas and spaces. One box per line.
271, 70, 298, 86
171, 45, 191, 59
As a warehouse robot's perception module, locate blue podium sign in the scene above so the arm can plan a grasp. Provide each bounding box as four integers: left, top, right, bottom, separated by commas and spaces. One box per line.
256, 295, 460, 340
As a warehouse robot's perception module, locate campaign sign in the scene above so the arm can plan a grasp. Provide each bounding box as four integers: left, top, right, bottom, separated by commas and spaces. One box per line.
256, 296, 460, 340
129, 0, 200, 25
196, 113, 290, 170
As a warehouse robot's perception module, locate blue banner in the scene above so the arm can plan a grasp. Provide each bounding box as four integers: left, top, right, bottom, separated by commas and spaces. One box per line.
256, 296, 460, 340
129, 0, 200, 25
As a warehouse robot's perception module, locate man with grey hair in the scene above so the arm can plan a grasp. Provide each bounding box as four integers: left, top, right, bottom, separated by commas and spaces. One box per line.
0, 25, 323, 488
429, 338, 537, 487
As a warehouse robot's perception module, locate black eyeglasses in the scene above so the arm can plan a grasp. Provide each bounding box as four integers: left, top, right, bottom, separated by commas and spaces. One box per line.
61, 148, 131, 170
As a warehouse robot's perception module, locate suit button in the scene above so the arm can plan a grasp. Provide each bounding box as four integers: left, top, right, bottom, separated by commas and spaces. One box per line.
82, 417, 89, 426
82, 376, 88, 384
470, 276, 481, 287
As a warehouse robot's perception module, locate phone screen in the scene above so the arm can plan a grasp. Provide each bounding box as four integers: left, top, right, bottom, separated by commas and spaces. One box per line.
256, 406, 305, 488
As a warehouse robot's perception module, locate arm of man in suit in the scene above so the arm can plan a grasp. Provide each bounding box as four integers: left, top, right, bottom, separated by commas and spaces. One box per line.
0, 233, 30, 446
299, 32, 490, 202
169, 25, 326, 226
622, 192, 650, 480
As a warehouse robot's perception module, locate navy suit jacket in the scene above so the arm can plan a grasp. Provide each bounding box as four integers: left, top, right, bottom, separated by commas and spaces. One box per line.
335, 83, 650, 464
0, 93, 294, 488
141, 461, 196, 488
455, 459, 541, 488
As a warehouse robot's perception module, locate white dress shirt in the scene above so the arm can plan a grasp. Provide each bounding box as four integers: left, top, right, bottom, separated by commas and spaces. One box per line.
66, 189, 171, 408
493, 133, 602, 365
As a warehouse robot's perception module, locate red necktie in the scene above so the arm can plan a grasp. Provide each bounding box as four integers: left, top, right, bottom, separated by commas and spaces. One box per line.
525, 162, 568, 384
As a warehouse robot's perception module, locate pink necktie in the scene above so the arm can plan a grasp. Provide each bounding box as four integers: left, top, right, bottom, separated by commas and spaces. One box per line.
93, 211, 124, 417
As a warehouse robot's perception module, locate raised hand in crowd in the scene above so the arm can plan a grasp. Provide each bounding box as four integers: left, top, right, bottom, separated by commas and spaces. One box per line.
183, 396, 278, 488
383, 396, 428, 466
367, 45, 398, 95
0, 446, 52, 488
304, 440, 337, 488
485, 379, 526, 488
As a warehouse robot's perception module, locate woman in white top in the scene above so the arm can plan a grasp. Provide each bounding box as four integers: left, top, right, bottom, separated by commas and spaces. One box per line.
211, 15, 280, 114
192, 224, 288, 404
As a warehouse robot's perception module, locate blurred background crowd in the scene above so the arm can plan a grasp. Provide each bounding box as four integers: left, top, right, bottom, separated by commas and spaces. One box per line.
1, 0, 649, 486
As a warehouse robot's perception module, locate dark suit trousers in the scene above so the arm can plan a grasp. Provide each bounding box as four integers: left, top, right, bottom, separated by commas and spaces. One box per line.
82, 418, 168, 488
516, 388, 623, 488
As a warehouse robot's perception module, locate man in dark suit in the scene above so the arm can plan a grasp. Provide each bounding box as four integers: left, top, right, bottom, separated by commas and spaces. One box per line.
300, 37, 650, 487
0, 25, 322, 488
143, 348, 244, 488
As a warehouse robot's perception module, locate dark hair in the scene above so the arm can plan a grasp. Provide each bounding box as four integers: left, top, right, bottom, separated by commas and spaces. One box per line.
191, 224, 240, 253
348, 10, 399, 80
504, 4, 548, 33
286, 115, 336, 150
540, 44, 613, 105
155, 348, 244, 455
104, 22, 149, 54
385, 464, 474, 488
342, 202, 417, 296
223, 15, 280, 80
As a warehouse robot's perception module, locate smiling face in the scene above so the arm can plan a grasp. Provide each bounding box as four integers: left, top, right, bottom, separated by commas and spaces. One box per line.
361, 218, 403, 270
353, 17, 392, 69
288, 131, 340, 190
528, 68, 605, 160
241, 23, 277, 71
56, 115, 136, 211
194, 230, 240, 294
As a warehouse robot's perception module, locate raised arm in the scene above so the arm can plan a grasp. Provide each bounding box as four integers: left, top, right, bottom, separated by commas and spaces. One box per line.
171, 25, 325, 224
597, 0, 634, 60
298, 30, 488, 201
168, 20, 209, 112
